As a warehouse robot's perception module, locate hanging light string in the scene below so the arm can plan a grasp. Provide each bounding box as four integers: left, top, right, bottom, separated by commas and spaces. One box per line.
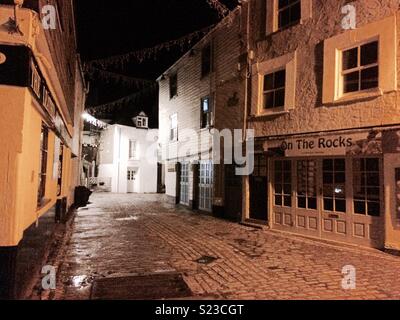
86, 85, 157, 115
86, 24, 215, 69
207, 0, 230, 19
85, 66, 155, 90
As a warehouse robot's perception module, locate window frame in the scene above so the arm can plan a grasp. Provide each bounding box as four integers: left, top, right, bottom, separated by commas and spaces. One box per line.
37, 124, 49, 208
200, 96, 214, 129
169, 73, 178, 99
170, 113, 178, 142
277, 0, 302, 31
129, 140, 137, 160
201, 43, 213, 78
339, 39, 380, 97
262, 68, 286, 110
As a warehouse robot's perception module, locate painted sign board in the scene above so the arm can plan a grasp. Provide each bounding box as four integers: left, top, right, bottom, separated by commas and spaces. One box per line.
280, 131, 383, 157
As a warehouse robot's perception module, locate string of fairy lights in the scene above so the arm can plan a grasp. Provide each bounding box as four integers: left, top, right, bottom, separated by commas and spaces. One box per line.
85, 0, 234, 114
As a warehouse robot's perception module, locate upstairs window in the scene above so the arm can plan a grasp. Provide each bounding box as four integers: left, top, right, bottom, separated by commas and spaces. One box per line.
170, 113, 178, 141
263, 69, 286, 109
129, 140, 137, 160
169, 73, 178, 99
201, 44, 212, 78
278, 0, 301, 30
201, 96, 213, 129
342, 41, 379, 94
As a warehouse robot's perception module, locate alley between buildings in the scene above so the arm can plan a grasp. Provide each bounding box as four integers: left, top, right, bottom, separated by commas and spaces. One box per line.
38, 193, 400, 300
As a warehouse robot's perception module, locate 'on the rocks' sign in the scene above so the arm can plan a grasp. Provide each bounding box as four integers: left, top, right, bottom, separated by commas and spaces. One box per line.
280, 131, 383, 157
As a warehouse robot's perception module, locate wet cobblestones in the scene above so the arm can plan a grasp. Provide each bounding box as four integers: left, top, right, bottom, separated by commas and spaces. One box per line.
50, 193, 400, 300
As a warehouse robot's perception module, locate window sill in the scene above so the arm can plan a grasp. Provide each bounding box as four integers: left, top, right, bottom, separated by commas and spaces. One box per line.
250, 109, 290, 120
327, 88, 385, 106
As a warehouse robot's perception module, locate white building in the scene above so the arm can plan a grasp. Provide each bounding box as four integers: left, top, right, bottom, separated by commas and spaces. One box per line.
98, 113, 158, 194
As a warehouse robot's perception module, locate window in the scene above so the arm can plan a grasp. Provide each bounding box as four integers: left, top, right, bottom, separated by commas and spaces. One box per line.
353, 158, 381, 217
201, 96, 213, 129
342, 41, 379, 94
274, 160, 292, 207
297, 160, 317, 210
30, 59, 42, 99
201, 43, 212, 77
263, 69, 286, 109
170, 113, 178, 141
129, 140, 137, 160
323, 159, 346, 213
323, 15, 396, 104
37, 125, 49, 207
278, 0, 301, 30
169, 73, 178, 99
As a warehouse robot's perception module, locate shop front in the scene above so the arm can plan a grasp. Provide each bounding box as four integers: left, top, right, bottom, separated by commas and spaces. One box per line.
262, 129, 400, 249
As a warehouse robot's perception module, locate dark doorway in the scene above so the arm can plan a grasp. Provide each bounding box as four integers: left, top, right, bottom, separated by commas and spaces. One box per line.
224, 164, 242, 221
249, 154, 268, 222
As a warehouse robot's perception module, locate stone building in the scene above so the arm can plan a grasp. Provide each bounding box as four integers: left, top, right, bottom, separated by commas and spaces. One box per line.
244, 0, 400, 250
158, 7, 248, 220
0, 0, 86, 298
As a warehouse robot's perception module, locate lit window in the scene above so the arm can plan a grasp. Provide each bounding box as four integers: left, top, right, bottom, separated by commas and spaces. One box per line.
170, 113, 178, 141
323, 159, 346, 213
342, 41, 379, 94
263, 69, 286, 109
278, 0, 301, 30
201, 96, 213, 129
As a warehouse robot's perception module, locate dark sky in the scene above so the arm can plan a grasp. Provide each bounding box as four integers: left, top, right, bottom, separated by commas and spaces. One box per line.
75, 0, 239, 126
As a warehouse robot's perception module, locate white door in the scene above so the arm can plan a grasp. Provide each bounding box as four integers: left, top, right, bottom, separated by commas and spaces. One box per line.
180, 163, 190, 205
199, 161, 213, 212
127, 169, 138, 193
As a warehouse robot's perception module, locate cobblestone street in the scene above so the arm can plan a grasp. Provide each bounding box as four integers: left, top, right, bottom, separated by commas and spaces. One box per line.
50, 193, 400, 300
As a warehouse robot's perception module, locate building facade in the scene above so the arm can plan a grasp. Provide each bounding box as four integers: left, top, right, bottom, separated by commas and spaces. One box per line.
0, 0, 86, 298
98, 114, 159, 194
158, 7, 247, 220
244, 0, 400, 250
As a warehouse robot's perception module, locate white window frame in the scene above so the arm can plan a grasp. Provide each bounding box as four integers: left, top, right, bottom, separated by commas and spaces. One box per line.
266, 0, 312, 35
323, 15, 397, 104
254, 51, 297, 116
170, 113, 178, 142
339, 39, 379, 97
129, 140, 137, 160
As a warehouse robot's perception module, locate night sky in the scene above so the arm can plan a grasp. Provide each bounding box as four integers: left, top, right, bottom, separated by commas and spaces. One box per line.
75, 0, 239, 126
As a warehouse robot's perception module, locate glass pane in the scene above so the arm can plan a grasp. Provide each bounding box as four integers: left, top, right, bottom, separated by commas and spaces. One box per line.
354, 201, 366, 215
334, 185, 346, 199
335, 172, 346, 184
361, 41, 378, 66
343, 47, 358, 71
284, 196, 292, 207
323, 172, 333, 184
264, 74, 274, 91
283, 183, 291, 195
283, 161, 291, 171
366, 173, 379, 186
278, 0, 289, 9
308, 198, 317, 210
368, 202, 380, 217
323, 185, 333, 197
367, 187, 380, 201
298, 197, 306, 209
324, 199, 334, 211
344, 71, 360, 93
275, 161, 283, 171
323, 159, 333, 171
274, 89, 285, 107
361, 66, 379, 90
275, 184, 283, 194
290, 2, 301, 23
335, 159, 346, 171
279, 8, 290, 28
275, 70, 286, 88
275, 195, 282, 206
366, 158, 379, 171
283, 171, 291, 183
335, 200, 346, 213
264, 92, 274, 109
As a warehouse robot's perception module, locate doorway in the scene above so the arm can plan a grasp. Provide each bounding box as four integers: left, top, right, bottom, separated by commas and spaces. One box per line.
249, 154, 268, 222
127, 168, 138, 193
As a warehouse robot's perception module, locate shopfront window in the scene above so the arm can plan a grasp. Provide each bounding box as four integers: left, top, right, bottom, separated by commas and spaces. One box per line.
323, 159, 346, 213
353, 158, 381, 217
274, 160, 292, 207
297, 160, 317, 210
37, 124, 49, 207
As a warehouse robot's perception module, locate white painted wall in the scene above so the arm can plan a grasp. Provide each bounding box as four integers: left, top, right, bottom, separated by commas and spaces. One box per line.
98, 125, 158, 194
